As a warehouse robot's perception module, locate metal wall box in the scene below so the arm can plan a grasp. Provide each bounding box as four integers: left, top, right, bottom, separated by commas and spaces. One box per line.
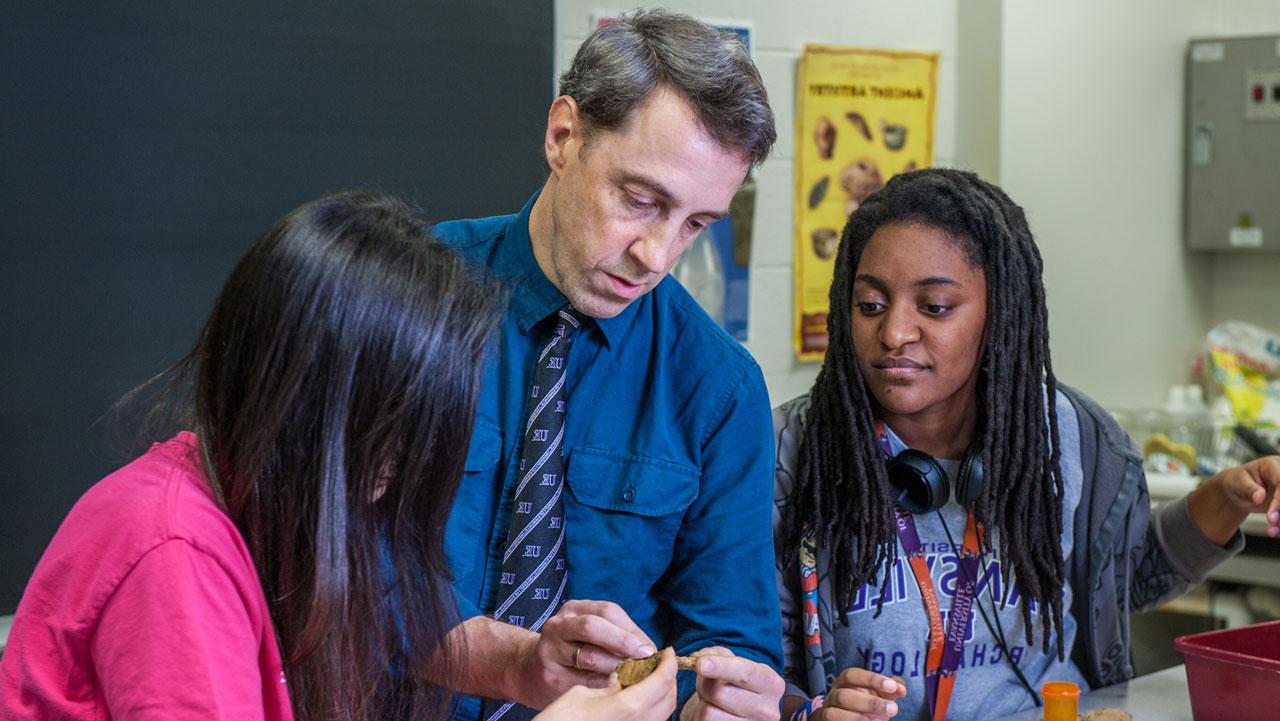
1185, 35, 1280, 252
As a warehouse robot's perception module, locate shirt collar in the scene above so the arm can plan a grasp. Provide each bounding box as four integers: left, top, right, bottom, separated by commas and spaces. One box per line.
499, 191, 640, 349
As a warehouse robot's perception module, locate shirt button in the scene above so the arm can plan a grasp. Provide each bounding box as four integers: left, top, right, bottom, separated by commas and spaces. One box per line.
622, 487, 636, 502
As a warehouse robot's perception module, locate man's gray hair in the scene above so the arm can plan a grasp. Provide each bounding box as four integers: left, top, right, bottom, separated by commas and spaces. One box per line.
558, 8, 776, 167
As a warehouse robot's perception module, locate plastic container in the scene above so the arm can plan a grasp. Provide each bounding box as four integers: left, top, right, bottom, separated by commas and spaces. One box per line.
1164, 385, 1212, 452
1040, 681, 1079, 721
670, 228, 725, 324
1174, 619, 1280, 721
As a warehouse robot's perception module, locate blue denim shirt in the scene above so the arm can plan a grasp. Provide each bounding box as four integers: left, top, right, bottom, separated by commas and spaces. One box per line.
434, 193, 782, 718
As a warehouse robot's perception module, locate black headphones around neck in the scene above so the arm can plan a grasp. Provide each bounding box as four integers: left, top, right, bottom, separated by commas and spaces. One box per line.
883, 437, 1041, 707
885, 443, 985, 514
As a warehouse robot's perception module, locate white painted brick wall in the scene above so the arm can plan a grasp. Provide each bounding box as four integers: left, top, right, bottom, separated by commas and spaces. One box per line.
555, 1, 960, 408
552, 2, 1280, 410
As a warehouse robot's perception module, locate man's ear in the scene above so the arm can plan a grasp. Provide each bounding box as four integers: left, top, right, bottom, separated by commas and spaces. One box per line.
545, 95, 580, 175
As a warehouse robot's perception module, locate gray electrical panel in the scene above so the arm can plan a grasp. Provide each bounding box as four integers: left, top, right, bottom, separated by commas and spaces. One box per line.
1185, 35, 1280, 252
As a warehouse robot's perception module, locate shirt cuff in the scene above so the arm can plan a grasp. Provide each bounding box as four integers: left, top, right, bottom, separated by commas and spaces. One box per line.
452, 584, 483, 625
784, 681, 811, 699
1154, 495, 1244, 583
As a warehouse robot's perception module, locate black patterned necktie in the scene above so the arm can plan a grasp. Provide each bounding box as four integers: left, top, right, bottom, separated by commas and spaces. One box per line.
482, 307, 582, 721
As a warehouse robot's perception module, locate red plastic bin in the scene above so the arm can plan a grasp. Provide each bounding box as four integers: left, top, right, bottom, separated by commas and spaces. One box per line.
1174, 619, 1280, 721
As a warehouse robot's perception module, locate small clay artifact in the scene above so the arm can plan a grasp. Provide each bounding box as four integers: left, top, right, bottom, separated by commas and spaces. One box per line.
839, 158, 883, 202
616, 652, 698, 688
811, 228, 839, 259
808, 176, 830, 209
845, 111, 872, 141
814, 116, 836, 159
880, 120, 907, 150
839, 157, 885, 215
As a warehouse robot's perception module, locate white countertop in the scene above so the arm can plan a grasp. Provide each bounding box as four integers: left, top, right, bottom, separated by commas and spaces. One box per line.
991, 666, 1193, 721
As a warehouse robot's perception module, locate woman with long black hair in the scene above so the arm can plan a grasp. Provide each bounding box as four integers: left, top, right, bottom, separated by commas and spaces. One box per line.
0, 190, 677, 721
773, 169, 1280, 721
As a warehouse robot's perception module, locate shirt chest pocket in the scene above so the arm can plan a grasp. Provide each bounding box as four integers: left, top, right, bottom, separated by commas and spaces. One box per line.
445, 417, 504, 597
563, 447, 699, 590
463, 420, 503, 474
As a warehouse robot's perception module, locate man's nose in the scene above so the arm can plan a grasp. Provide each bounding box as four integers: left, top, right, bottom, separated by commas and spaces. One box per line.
628, 221, 681, 275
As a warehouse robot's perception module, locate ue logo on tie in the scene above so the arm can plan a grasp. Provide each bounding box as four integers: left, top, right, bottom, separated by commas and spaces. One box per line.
548, 356, 564, 370
540, 473, 557, 486
520, 458, 526, 471
517, 501, 533, 513
500, 572, 516, 585
533, 587, 551, 600
555, 559, 566, 571
533, 429, 549, 442
523, 544, 542, 558
548, 516, 561, 529
531, 385, 540, 398
555, 400, 565, 413
508, 615, 526, 626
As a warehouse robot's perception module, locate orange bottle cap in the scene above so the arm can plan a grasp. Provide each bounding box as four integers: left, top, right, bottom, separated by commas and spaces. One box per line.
1042, 681, 1081, 699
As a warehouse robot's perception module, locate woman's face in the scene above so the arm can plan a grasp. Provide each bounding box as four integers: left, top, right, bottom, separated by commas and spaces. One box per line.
851, 221, 988, 424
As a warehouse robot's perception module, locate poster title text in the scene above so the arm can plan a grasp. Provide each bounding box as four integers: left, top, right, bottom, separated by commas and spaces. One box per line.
807, 84, 925, 100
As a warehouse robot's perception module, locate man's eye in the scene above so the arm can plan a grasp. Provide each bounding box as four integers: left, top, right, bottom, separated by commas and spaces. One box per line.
626, 194, 653, 210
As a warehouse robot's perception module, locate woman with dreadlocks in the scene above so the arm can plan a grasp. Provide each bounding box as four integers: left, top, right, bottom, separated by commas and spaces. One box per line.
773, 169, 1280, 721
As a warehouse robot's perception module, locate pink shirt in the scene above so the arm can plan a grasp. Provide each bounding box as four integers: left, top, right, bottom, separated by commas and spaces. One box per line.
0, 432, 294, 720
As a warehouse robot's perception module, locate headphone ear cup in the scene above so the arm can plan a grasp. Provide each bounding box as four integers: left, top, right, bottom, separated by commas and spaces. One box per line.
955, 445, 985, 509
886, 449, 950, 515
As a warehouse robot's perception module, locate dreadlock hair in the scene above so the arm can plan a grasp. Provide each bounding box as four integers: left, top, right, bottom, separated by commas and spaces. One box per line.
782, 168, 1067, 657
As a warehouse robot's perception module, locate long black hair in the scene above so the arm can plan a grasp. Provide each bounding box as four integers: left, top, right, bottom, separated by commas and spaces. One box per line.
149, 190, 501, 719
782, 168, 1066, 656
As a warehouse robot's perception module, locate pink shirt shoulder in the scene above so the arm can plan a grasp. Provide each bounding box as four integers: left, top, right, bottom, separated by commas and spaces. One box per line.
0, 432, 293, 721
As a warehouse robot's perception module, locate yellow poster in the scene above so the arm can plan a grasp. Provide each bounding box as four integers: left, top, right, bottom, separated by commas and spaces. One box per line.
793, 45, 938, 360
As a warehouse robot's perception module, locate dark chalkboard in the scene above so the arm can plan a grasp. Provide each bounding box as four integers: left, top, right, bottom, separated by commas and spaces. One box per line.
0, 1, 553, 614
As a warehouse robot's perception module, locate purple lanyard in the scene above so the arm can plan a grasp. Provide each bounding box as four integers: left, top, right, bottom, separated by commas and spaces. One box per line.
878, 423, 981, 721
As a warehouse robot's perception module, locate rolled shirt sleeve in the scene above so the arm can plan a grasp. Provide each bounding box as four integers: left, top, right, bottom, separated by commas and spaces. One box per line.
662, 364, 783, 707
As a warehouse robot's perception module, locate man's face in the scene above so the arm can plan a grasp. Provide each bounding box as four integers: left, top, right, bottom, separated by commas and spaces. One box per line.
534, 87, 751, 319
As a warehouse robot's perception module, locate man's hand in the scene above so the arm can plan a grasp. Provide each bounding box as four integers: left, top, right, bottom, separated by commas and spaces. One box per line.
535, 648, 678, 721
812, 668, 905, 721
1190, 455, 1280, 546
507, 599, 657, 709
678, 647, 785, 721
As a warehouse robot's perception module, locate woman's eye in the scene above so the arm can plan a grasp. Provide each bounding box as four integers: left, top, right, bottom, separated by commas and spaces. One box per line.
857, 302, 884, 314
923, 304, 951, 315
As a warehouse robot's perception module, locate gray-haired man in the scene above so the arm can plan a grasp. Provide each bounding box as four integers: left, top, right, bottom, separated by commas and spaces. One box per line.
434, 10, 784, 721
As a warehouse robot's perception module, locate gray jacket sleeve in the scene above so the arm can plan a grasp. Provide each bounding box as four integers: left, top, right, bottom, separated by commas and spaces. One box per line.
1062, 382, 1243, 614
1131, 495, 1244, 611
772, 398, 816, 701
1063, 381, 1247, 687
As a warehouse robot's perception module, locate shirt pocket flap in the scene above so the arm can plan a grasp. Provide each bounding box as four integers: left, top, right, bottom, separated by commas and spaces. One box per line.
464, 417, 502, 472
566, 446, 699, 517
